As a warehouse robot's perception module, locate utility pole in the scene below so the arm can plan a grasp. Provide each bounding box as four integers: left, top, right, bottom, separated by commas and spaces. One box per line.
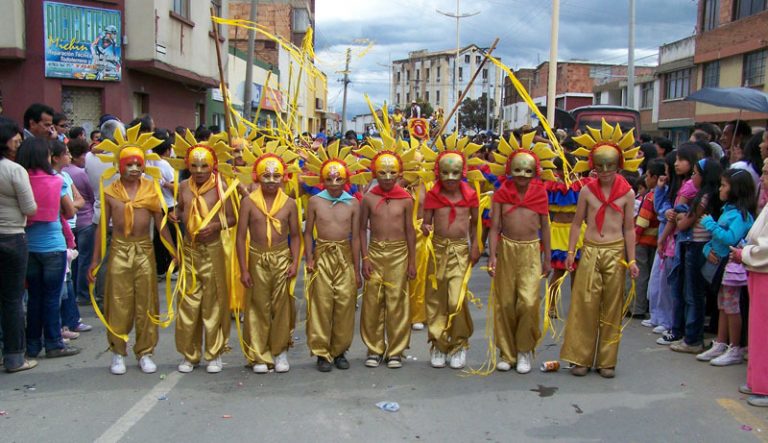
437, 0, 479, 133
485, 80, 491, 132
243, 0, 258, 121
546, 0, 560, 127
627, 0, 636, 109
340, 48, 351, 133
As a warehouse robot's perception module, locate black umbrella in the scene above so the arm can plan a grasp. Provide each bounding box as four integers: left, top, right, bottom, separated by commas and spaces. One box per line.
685, 87, 768, 114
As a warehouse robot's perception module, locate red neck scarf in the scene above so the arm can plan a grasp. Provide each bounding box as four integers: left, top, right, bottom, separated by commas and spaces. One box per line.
369, 184, 412, 211
585, 175, 631, 234
493, 179, 549, 215
423, 181, 479, 224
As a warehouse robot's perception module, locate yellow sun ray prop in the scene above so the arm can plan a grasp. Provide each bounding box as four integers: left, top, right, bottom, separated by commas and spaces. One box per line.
95, 123, 164, 180
168, 129, 235, 179
571, 119, 641, 174
300, 139, 368, 186
354, 117, 426, 185
487, 131, 558, 182
234, 137, 302, 185
419, 132, 487, 185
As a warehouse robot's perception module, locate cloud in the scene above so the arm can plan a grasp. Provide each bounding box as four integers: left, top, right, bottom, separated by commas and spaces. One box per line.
315, 0, 698, 117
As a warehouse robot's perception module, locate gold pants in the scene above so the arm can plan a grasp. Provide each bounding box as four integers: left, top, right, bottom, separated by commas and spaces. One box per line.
560, 239, 626, 369
176, 238, 230, 363
104, 237, 159, 357
408, 220, 428, 324
425, 235, 474, 354
243, 242, 295, 366
360, 240, 411, 358
494, 236, 542, 363
306, 239, 356, 362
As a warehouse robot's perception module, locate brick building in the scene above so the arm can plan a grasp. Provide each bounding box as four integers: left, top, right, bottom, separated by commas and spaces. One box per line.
694, 0, 768, 126
0, 1, 227, 134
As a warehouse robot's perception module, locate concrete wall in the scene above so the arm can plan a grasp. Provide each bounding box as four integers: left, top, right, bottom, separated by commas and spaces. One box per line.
660, 36, 695, 65
0, 0, 25, 57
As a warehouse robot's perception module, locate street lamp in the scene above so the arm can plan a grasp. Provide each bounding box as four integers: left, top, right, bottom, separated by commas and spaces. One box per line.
437, 0, 479, 133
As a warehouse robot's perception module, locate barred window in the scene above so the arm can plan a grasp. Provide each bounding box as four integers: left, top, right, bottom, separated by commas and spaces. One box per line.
703, 61, 720, 87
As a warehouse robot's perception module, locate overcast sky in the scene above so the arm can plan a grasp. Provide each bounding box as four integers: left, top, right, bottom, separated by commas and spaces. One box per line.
314, 0, 699, 119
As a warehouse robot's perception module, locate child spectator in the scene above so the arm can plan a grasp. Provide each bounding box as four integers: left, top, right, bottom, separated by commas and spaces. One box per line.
633, 158, 664, 320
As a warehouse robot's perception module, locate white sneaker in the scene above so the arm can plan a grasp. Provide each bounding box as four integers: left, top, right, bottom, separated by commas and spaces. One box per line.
252, 363, 269, 374
139, 355, 157, 373
641, 319, 654, 328
696, 341, 728, 362
274, 352, 290, 373
496, 361, 512, 372
516, 351, 532, 374
430, 349, 446, 368
652, 325, 667, 334
110, 353, 126, 375
710, 346, 743, 366
178, 359, 194, 373
449, 349, 466, 369
411, 322, 425, 331
206, 356, 223, 373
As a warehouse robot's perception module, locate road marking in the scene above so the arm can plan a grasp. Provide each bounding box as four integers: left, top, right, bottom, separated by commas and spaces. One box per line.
95, 372, 183, 443
717, 398, 768, 442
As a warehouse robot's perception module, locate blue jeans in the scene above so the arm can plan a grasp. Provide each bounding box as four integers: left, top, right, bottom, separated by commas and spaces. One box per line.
60, 272, 80, 330
72, 224, 95, 304
670, 242, 707, 345
26, 251, 67, 356
0, 234, 29, 369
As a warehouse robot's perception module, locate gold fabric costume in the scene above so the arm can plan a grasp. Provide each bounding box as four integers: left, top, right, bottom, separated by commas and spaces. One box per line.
104, 237, 159, 357
306, 239, 356, 362
408, 219, 428, 324
560, 239, 626, 369
360, 240, 411, 358
494, 236, 542, 363
425, 235, 474, 354
176, 238, 230, 363
243, 241, 295, 366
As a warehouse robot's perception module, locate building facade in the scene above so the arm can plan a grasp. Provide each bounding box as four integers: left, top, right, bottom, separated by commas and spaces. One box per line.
694, 0, 768, 126
391, 45, 502, 122
0, 0, 228, 134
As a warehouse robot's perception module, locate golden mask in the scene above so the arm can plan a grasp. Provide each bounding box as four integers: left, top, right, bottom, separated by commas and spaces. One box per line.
188, 146, 215, 172
255, 157, 285, 185
438, 152, 464, 181
321, 160, 348, 182
374, 153, 401, 181
118, 146, 145, 175
592, 144, 621, 172
508, 152, 537, 178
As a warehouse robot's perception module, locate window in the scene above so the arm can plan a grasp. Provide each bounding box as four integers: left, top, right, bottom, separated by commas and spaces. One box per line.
436, 67, 441, 80
172, 0, 189, 18
416, 69, 420, 81
640, 82, 653, 108
482, 68, 488, 80
459, 67, 463, 81
211, 0, 222, 33
464, 54, 470, 64
406, 92, 410, 102
426, 68, 430, 80
397, 71, 401, 83
406, 70, 410, 81
702, 0, 719, 31
743, 49, 767, 87
665, 68, 692, 99
436, 90, 440, 104
292, 8, 311, 32
734, 0, 767, 20
703, 61, 720, 87
476, 55, 481, 64
397, 93, 401, 104
426, 91, 430, 102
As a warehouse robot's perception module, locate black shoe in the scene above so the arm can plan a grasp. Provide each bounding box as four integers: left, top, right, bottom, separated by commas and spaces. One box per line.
334, 355, 350, 370
317, 357, 332, 372
46, 346, 81, 358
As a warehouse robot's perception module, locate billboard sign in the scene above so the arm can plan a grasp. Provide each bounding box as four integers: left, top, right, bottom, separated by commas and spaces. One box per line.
44, 2, 122, 81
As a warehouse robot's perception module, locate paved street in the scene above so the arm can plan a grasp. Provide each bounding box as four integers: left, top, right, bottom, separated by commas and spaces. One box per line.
2, 265, 767, 442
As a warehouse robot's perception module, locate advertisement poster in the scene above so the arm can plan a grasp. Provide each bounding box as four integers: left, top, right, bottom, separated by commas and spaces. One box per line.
44, 1, 122, 81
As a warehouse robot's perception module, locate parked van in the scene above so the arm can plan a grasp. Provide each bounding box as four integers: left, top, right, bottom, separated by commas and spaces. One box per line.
570, 105, 641, 135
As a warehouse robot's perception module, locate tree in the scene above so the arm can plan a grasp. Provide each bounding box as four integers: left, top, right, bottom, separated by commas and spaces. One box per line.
415, 100, 433, 119
459, 94, 495, 132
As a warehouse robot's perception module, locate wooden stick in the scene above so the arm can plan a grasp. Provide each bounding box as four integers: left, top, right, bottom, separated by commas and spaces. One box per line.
210, 7, 233, 136
428, 38, 500, 149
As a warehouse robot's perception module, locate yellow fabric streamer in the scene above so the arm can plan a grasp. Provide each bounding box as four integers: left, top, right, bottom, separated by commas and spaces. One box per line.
249, 187, 288, 248
186, 174, 217, 240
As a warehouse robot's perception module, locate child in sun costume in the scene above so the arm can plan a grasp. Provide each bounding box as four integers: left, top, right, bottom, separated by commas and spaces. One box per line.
302, 141, 368, 372
559, 120, 641, 378
420, 133, 487, 370
167, 131, 237, 374
235, 139, 302, 374
355, 133, 423, 368
88, 124, 176, 375
486, 132, 556, 374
